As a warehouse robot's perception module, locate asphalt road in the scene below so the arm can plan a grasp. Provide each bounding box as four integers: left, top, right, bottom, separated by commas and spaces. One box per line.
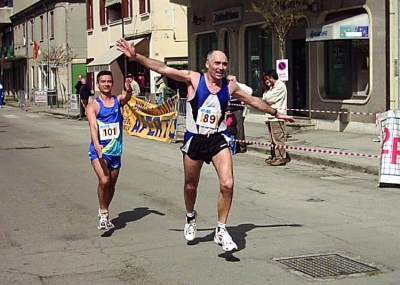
1, 108, 400, 285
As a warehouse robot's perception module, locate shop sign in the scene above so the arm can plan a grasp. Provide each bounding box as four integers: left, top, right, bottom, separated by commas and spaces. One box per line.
340, 26, 369, 39
213, 6, 242, 25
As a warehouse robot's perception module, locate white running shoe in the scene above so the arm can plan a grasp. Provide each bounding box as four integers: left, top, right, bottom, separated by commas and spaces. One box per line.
184, 210, 197, 241
97, 210, 114, 230
214, 227, 238, 251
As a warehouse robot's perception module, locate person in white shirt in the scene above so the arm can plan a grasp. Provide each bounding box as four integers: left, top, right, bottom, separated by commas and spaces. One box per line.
262, 69, 289, 166
227, 75, 253, 153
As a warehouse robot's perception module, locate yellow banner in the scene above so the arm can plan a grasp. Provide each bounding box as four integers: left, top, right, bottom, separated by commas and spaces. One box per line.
123, 95, 179, 142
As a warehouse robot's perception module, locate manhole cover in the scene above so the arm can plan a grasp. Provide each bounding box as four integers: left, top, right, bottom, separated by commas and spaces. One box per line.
276, 254, 379, 278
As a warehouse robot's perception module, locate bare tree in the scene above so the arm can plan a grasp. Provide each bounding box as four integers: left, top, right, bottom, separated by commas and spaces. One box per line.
40, 44, 75, 103
250, 0, 308, 59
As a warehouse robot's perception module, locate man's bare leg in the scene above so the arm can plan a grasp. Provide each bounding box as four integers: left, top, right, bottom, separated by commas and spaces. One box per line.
183, 154, 203, 241
211, 148, 237, 251
183, 154, 203, 213
211, 148, 234, 224
91, 158, 119, 229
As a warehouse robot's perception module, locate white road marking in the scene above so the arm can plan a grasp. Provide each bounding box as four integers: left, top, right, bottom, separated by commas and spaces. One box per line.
26, 114, 40, 118
3, 115, 19, 119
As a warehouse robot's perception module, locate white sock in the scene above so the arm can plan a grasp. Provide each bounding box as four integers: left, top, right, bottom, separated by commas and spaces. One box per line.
217, 221, 226, 231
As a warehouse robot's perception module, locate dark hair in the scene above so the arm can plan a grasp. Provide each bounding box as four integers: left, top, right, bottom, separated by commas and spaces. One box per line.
96, 70, 113, 82
263, 69, 279, 80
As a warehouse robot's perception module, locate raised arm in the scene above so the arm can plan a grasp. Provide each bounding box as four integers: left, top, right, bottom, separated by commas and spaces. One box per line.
116, 38, 197, 85
229, 81, 295, 123
118, 77, 134, 106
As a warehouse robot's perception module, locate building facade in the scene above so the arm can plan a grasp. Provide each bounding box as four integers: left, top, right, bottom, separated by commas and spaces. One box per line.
86, 0, 188, 97
4, 0, 87, 103
187, 0, 391, 133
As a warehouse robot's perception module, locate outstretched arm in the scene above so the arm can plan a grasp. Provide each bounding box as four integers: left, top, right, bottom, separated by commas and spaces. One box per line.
118, 77, 133, 106
116, 38, 196, 85
229, 82, 295, 123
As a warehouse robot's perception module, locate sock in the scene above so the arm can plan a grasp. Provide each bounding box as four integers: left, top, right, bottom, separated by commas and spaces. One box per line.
217, 221, 226, 232
186, 211, 196, 222
99, 209, 108, 216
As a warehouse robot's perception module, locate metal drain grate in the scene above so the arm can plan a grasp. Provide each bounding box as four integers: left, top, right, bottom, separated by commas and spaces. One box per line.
276, 254, 379, 278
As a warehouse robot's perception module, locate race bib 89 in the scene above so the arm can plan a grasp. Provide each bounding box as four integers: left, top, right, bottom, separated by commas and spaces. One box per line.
196, 107, 220, 129
99, 122, 120, 140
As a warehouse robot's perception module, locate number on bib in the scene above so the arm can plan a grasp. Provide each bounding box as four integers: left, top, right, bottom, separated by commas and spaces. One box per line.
99, 123, 120, 140
196, 107, 220, 129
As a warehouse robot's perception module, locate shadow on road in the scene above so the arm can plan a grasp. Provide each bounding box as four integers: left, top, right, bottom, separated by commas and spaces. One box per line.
170, 223, 303, 262
101, 207, 165, 237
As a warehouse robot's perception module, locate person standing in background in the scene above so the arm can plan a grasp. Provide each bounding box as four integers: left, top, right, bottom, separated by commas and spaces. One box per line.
227, 75, 253, 153
74, 74, 83, 95
226, 106, 238, 155
138, 71, 146, 96
262, 69, 289, 166
79, 77, 91, 119
127, 74, 140, 97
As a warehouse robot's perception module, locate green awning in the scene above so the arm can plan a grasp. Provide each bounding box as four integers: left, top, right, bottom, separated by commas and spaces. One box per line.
105, 0, 121, 8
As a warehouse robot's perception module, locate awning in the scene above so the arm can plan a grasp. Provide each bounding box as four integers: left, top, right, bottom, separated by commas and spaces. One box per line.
105, 0, 121, 8
87, 38, 146, 73
169, 0, 191, 6
306, 14, 369, 42
87, 46, 122, 73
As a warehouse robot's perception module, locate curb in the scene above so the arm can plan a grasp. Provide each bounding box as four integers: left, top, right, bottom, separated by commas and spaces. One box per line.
247, 144, 379, 176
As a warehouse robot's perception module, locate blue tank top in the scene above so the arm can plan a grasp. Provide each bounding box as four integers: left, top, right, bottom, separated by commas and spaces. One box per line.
184, 73, 230, 142
89, 96, 123, 156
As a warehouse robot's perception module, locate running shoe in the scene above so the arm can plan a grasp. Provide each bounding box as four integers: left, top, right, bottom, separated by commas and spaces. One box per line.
184, 210, 197, 241
98, 210, 114, 230
214, 227, 238, 251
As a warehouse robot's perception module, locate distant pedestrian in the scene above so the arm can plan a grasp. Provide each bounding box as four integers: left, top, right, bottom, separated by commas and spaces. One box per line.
262, 69, 289, 166
74, 74, 83, 95
79, 77, 91, 119
226, 106, 237, 155
127, 73, 140, 97
0, 83, 3, 108
138, 71, 146, 95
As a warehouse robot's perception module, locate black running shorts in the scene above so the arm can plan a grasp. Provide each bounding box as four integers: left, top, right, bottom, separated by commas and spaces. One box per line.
181, 133, 229, 164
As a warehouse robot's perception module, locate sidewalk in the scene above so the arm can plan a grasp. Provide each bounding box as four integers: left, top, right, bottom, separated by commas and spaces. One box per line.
242, 121, 381, 175
4, 102, 382, 175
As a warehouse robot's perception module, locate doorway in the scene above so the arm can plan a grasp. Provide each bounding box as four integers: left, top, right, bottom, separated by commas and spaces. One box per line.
291, 39, 308, 117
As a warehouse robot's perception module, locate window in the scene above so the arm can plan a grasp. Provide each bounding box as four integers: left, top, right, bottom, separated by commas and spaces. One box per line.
107, 2, 122, 23
22, 23, 26, 46
195, 33, 218, 72
40, 15, 44, 42
106, 0, 131, 23
139, 0, 150, 15
245, 26, 272, 96
324, 10, 370, 100
100, 0, 106, 26
50, 11, 54, 39
325, 40, 369, 99
30, 19, 34, 43
87, 0, 94, 30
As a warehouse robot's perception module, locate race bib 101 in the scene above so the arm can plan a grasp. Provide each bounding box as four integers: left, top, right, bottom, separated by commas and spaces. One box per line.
99, 122, 120, 140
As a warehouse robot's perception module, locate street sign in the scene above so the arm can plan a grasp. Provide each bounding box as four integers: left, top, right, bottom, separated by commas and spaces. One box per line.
276, 59, 289, 81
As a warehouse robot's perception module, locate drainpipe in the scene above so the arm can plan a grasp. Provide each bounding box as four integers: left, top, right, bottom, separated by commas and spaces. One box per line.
386, 0, 393, 110
54, 3, 70, 99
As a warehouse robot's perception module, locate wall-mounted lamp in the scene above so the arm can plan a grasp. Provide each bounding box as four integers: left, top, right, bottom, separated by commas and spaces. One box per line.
309, 1, 321, 13
193, 15, 205, 25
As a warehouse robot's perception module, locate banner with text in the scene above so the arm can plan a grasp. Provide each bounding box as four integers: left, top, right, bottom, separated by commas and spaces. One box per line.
378, 110, 400, 185
123, 95, 179, 142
